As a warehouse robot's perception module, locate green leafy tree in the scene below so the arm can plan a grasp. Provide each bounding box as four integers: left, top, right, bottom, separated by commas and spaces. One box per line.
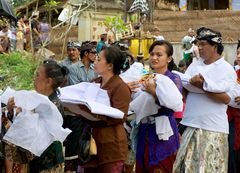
44, 0, 60, 24
103, 16, 128, 40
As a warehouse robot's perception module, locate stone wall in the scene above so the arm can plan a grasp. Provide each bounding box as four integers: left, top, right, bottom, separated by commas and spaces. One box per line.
172, 42, 237, 65
144, 10, 240, 42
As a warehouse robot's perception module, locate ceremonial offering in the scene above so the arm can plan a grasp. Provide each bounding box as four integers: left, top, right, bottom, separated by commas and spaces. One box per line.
139, 74, 156, 83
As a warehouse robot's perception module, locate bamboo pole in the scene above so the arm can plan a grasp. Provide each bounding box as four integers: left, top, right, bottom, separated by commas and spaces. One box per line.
36, 0, 39, 11
61, 31, 67, 60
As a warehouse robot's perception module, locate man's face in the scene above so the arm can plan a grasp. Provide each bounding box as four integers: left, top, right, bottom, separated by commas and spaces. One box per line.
88, 48, 97, 62
198, 40, 216, 61
67, 47, 80, 62
155, 31, 160, 36
103, 34, 107, 42
188, 31, 195, 37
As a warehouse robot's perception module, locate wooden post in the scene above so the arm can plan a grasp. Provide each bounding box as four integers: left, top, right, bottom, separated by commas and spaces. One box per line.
138, 10, 142, 55
61, 33, 67, 60
29, 18, 34, 55
149, 0, 154, 22
229, 0, 232, 10
36, 0, 39, 11
124, 0, 127, 22
26, 7, 29, 18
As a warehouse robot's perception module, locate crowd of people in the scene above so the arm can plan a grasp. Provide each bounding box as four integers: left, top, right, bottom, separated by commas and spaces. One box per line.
0, 12, 51, 54
0, 24, 240, 173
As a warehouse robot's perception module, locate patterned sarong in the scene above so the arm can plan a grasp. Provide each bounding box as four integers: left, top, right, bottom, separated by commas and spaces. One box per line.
173, 127, 228, 173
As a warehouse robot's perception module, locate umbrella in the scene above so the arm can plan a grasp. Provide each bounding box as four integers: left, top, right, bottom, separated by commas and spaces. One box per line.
0, 0, 17, 21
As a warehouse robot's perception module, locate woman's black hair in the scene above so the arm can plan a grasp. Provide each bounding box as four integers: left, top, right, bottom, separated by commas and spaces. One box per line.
80, 42, 95, 60
42, 17, 47, 23
149, 40, 175, 71
102, 46, 129, 75
80, 50, 89, 59
149, 40, 173, 57
42, 59, 69, 91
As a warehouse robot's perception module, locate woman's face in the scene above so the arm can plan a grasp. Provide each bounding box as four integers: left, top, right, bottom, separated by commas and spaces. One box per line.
94, 50, 112, 75
149, 45, 171, 71
34, 66, 51, 95
237, 48, 240, 66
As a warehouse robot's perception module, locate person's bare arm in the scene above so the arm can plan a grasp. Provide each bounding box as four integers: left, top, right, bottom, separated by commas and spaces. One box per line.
205, 92, 230, 104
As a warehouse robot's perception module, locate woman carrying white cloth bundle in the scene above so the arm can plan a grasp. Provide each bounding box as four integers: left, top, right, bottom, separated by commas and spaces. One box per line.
82, 46, 131, 173
4, 60, 71, 173
173, 27, 237, 173
130, 40, 183, 173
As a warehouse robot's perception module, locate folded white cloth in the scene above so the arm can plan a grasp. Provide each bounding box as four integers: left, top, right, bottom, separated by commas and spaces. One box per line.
228, 83, 240, 109
1, 87, 15, 104
130, 74, 183, 125
1, 89, 71, 156
172, 70, 204, 94
130, 91, 160, 124
120, 62, 144, 83
155, 116, 173, 140
181, 58, 236, 93
59, 82, 124, 119
155, 74, 183, 112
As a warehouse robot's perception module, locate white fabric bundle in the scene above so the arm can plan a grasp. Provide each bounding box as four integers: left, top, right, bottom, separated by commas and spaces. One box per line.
172, 70, 204, 94
1, 88, 71, 156
59, 82, 124, 119
120, 62, 144, 83
155, 74, 183, 112
130, 91, 160, 124
173, 57, 236, 94
228, 84, 240, 109
129, 74, 183, 140
155, 116, 174, 140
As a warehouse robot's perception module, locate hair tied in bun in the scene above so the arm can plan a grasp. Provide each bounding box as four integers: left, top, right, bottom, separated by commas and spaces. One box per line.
61, 66, 69, 76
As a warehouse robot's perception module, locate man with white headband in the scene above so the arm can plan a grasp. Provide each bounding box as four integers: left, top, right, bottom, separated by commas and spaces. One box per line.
59, 41, 85, 85
173, 27, 237, 173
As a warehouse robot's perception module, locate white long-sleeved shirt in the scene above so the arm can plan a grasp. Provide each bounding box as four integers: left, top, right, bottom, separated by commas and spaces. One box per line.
181, 57, 237, 133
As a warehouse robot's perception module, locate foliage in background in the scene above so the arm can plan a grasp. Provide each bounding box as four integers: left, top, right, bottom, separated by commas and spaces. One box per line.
103, 16, 128, 40
130, 14, 138, 23
7, 0, 30, 8
0, 52, 39, 90
44, 0, 60, 24
44, 0, 60, 13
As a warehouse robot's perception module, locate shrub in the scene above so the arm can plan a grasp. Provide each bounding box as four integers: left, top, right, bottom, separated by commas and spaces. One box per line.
0, 52, 39, 90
